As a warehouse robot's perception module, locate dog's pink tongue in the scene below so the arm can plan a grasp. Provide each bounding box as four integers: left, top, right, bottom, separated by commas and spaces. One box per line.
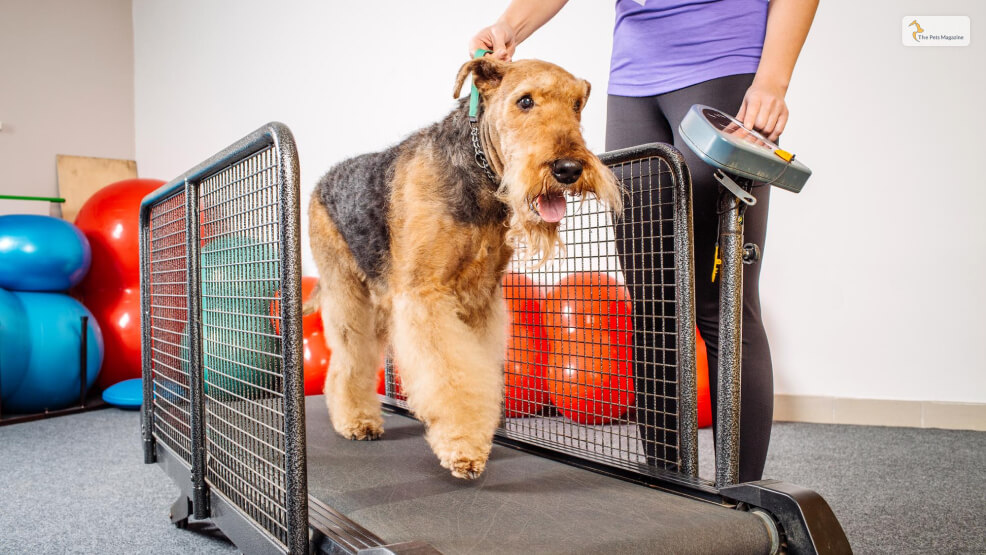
536, 193, 567, 223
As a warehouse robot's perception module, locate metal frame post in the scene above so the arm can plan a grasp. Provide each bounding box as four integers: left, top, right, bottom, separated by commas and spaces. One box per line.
273, 126, 310, 555
139, 203, 156, 464
185, 179, 209, 519
666, 147, 699, 479
714, 178, 752, 488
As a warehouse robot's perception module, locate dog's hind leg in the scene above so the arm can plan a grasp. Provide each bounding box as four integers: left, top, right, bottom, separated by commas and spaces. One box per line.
391, 290, 506, 479
318, 278, 386, 440
309, 200, 385, 440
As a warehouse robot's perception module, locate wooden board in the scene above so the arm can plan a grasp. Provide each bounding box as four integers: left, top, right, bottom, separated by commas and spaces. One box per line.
56, 155, 137, 222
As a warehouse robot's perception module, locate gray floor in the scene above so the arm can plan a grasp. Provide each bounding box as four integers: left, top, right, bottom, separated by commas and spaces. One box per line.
1, 408, 984, 554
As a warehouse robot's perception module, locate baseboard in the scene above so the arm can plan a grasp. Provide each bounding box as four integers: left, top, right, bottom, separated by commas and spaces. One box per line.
773, 395, 986, 431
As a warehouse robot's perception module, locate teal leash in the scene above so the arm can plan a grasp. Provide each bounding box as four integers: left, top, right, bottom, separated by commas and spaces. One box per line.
468, 48, 490, 122
468, 48, 497, 182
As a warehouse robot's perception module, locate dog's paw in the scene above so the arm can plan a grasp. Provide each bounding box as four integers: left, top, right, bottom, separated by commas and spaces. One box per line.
334, 418, 384, 441
440, 453, 487, 480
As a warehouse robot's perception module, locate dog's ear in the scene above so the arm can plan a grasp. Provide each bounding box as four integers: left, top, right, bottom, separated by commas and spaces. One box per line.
453, 57, 505, 99
581, 79, 592, 108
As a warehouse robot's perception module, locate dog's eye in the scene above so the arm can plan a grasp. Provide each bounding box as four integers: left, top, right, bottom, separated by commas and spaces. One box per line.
574, 99, 582, 112
517, 95, 534, 111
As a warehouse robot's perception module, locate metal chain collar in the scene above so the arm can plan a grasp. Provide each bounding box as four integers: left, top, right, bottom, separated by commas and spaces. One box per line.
470, 121, 498, 184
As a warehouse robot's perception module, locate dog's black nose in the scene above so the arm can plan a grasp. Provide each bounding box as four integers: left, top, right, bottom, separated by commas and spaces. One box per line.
551, 158, 583, 185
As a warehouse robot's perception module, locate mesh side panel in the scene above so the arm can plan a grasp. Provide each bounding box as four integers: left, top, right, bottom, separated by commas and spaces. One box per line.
379, 155, 683, 477
148, 192, 192, 464
198, 146, 289, 547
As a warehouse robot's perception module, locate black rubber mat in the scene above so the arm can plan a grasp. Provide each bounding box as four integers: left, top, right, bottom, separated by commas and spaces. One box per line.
304, 396, 770, 554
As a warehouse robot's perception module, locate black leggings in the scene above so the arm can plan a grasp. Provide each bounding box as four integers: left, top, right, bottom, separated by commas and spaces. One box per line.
607, 73, 772, 482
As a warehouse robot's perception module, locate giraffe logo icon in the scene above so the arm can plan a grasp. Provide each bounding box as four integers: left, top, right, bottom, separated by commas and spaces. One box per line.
908, 19, 925, 42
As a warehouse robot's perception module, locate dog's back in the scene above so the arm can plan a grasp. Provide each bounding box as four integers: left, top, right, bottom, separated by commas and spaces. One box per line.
315, 148, 399, 280
313, 100, 507, 283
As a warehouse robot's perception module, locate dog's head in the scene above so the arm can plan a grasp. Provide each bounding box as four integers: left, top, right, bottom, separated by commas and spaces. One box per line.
455, 57, 622, 262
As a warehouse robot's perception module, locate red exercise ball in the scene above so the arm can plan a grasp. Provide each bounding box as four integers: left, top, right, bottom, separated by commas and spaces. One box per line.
303, 328, 331, 396
501, 272, 550, 417
376, 366, 406, 400
270, 276, 322, 335
74, 178, 166, 294
270, 277, 331, 396
74, 178, 164, 389
542, 272, 635, 425
542, 272, 633, 348
501, 272, 544, 331
504, 321, 549, 417
81, 287, 141, 390
545, 336, 634, 425
696, 327, 712, 429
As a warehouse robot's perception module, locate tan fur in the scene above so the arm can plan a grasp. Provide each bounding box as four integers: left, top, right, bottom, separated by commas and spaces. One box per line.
310, 58, 621, 479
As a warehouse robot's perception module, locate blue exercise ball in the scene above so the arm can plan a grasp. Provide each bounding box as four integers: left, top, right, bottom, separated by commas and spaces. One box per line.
2, 292, 103, 414
0, 215, 92, 291
0, 287, 30, 403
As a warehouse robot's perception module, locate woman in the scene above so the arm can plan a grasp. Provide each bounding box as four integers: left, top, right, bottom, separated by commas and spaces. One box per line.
470, 0, 817, 482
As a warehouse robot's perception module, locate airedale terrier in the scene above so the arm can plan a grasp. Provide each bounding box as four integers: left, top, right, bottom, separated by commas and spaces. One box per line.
307, 56, 621, 479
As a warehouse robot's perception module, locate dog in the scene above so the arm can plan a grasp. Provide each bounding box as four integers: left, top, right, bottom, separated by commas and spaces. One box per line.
307, 56, 621, 479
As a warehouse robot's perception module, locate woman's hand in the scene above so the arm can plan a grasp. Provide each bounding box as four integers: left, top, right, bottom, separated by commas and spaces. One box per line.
737, 78, 788, 143
467, 1, 569, 61
468, 21, 518, 62
739, 0, 818, 142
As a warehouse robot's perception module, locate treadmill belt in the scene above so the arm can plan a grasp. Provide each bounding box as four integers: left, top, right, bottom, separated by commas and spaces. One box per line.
304, 396, 770, 554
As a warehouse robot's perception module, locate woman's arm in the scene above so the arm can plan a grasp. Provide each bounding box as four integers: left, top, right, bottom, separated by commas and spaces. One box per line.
737, 0, 819, 142
468, 0, 569, 61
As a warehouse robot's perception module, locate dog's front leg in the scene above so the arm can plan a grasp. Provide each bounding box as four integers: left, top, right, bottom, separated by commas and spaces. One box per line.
391, 289, 506, 479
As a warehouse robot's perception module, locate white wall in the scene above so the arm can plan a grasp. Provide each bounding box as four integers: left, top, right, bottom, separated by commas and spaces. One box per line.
763, 1, 986, 403
132, 1, 985, 404
0, 0, 135, 200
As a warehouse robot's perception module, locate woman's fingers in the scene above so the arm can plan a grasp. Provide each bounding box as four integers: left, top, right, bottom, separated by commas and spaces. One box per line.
738, 83, 789, 142
469, 22, 516, 61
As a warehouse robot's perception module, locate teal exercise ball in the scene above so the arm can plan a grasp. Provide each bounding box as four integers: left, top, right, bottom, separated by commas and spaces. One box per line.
0, 288, 30, 403
197, 234, 280, 400
200, 234, 279, 305
2, 292, 103, 414
0, 215, 91, 291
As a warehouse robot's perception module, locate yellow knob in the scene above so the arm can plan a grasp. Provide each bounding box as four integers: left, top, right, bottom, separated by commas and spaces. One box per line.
774, 149, 794, 162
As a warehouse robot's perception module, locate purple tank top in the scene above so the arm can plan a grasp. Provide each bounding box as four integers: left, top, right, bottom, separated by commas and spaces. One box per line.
609, 0, 768, 96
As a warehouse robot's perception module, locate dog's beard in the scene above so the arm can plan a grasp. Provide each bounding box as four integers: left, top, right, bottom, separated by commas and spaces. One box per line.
498, 163, 564, 268
579, 155, 624, 216
497, 153, 623, 268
